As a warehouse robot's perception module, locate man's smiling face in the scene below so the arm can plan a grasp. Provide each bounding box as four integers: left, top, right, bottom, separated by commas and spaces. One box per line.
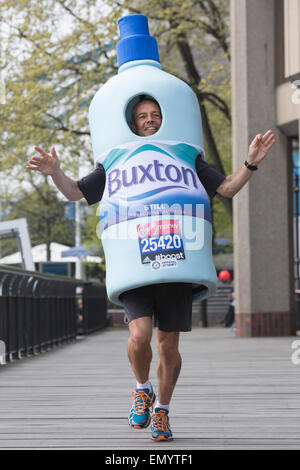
131, 100, 162, 137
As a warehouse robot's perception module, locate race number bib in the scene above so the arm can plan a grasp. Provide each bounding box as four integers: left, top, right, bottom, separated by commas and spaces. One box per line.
137, 219, 185, 270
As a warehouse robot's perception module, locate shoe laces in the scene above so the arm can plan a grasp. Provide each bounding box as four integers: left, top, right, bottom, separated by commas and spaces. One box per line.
132, 390, 153, 413
152, 410, 169, 432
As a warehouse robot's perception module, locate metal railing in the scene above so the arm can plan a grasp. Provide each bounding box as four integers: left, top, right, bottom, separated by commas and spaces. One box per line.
0, 264, 108, 364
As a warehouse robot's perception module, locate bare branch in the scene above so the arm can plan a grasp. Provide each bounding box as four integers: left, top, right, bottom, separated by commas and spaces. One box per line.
199, 100, 232, 217
114, 1, 164, 21
56, 0, 93, 27
35, 112, 90, 136
2, 19, 52, 57
185, 0, 230, 59
201, 92, 231, 122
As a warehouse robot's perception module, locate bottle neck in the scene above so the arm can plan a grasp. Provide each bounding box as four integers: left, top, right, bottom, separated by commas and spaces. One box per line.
118, 59, 162, 73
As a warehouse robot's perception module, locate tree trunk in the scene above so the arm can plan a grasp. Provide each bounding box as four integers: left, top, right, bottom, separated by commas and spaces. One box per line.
174, 31, 233, 220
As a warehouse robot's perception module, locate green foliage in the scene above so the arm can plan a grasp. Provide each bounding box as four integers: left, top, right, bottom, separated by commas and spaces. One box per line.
81, 203, 106, 281
0, 0, 119, 179
0, 182, 75, 259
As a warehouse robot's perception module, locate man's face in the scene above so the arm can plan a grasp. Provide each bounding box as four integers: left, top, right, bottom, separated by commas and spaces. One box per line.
131, 100, 162, 137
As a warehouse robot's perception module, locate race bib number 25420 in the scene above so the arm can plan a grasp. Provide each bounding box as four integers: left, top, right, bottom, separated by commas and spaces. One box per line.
137, 219, 185, 266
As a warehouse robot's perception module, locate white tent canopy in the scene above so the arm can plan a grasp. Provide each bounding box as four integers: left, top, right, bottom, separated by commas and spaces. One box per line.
0, 242, 102, 264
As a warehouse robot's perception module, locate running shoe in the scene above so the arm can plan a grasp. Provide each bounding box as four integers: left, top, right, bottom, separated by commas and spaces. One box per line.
151, 408, 173, 441
128, 388, 156, 429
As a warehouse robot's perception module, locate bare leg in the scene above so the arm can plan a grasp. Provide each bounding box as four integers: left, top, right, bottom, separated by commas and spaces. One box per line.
127, 317, 153, 384
156, 329, 182, 405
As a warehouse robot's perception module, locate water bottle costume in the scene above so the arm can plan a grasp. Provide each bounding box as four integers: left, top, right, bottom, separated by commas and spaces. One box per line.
88, 15, 220, 307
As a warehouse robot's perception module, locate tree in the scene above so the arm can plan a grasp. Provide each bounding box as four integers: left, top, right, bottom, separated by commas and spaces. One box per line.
0, 0, 116, 174
0, 0, 116, 260
81, 204, 106, 282
1, 183, 75, 260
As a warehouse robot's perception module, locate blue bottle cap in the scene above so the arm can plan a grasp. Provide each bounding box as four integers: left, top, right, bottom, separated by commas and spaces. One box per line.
116, 14, 160, 68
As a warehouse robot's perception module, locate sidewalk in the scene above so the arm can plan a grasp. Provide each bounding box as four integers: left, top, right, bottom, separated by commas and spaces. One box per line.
0, 327, 299, 449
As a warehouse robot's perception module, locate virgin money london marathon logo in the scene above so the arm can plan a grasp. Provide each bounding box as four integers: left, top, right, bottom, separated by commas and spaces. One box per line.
137, 219, 185, 265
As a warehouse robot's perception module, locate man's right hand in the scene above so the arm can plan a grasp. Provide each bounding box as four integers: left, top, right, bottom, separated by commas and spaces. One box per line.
27, 146, 60, 175
27, 145, 83, 202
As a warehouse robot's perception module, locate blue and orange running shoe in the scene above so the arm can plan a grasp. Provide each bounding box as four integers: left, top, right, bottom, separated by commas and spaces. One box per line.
129, 388, 156, 429
151, 408, 173, 441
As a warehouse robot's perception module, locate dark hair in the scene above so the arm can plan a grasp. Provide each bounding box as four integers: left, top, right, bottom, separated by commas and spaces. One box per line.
137, 94, 159, 105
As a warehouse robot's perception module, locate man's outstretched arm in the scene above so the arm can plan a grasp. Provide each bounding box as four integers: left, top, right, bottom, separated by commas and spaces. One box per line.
216, 130, 276, 198
27, 146, 83, 201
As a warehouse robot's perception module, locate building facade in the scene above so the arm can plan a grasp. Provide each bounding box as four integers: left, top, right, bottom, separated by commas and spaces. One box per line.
231, 0, 299, 336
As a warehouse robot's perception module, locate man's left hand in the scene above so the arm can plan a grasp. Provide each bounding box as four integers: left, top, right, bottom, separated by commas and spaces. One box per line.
247, 130, 275, 166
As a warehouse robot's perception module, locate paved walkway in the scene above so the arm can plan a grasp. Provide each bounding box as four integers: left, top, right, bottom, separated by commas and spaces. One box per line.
0, 327, 299, 450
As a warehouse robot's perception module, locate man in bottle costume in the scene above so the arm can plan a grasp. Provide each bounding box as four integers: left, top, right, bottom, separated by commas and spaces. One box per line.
27, 14, 275, 441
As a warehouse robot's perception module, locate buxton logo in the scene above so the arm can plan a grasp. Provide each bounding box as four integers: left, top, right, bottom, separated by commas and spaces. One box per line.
108, 159, 198, 197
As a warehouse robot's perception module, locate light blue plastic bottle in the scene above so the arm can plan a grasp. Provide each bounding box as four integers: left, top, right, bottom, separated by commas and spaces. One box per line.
88, 14, 217, 305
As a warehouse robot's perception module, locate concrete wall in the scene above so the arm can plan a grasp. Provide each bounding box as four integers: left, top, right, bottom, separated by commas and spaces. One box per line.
230, 0, 296, 336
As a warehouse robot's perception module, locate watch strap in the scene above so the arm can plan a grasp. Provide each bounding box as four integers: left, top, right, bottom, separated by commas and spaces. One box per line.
244, 160, 258, 171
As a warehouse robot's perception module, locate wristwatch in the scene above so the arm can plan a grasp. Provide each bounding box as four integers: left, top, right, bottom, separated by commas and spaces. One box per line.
244, 160, 258, 171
